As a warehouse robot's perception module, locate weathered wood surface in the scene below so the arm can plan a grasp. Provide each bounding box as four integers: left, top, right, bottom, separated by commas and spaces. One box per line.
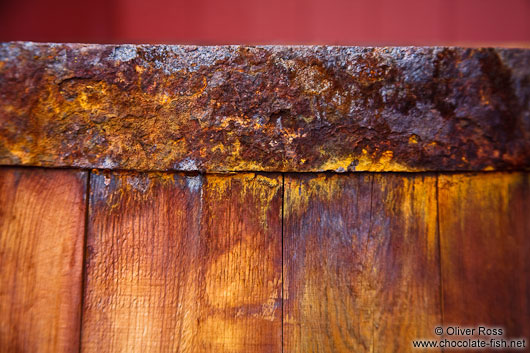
439, 172, 530, 340
1, 165, 529, 352
283, 173, 441, 352
0, 167, 87, 353
81, 171, 282, 353
1, 43, 529, 172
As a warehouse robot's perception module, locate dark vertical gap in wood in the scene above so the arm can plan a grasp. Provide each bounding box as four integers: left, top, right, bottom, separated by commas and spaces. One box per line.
368, 174, 375, 350
78, 170, 91, 353
368, 174, 374, 237
435, 173, 444, 335
281, 173, 285, 353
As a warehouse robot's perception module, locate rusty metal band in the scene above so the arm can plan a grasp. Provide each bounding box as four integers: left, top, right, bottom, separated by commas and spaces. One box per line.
1, 43, 529, 172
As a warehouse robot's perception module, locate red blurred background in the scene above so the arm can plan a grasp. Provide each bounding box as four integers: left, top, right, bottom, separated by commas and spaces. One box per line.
0, 0, 529, 45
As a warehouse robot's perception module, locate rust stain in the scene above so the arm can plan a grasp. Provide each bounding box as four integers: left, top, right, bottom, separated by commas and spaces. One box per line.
438, 172, 530, 337
283, 173, 441, 352
0, 43, 529, 172
83, 170, 282, 352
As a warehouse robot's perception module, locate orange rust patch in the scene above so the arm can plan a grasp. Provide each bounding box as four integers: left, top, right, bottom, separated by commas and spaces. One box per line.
0, 43, 529, 172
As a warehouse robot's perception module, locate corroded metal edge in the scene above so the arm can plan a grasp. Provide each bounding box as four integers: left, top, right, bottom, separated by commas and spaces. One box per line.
0, 42, 529, 172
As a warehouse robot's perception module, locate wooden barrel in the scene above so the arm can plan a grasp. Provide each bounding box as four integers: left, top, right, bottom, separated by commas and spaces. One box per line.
0, 43, 529, 352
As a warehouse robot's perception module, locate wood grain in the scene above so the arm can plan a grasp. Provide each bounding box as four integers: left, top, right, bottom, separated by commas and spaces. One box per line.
81, 172, 282, 353
283, 173, 442, 352
0, 167, 87, 353
195, 173, 283, 353
439, 172, 530, 339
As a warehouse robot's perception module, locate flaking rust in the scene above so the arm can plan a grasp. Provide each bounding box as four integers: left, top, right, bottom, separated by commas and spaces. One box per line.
0, 42, 529, 172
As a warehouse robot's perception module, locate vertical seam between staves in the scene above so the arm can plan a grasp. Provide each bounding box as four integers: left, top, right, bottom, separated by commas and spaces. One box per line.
281, 173, 285, 353
435, 173, 445, 352
78, 170, 91, 353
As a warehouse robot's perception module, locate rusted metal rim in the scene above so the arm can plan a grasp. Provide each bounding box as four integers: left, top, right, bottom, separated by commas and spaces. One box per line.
0, 42, 529, 172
